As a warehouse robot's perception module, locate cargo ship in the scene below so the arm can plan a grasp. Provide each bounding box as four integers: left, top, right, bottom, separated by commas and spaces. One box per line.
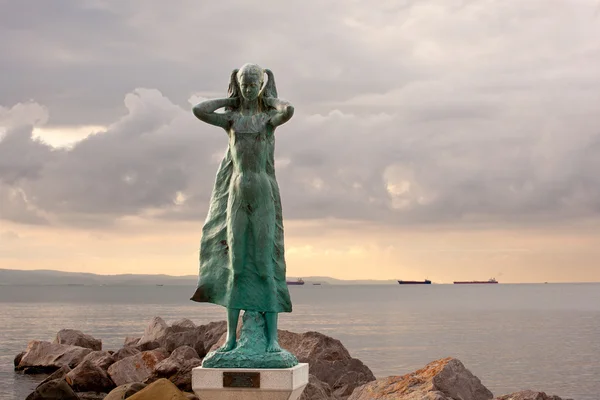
286, 278, 305, 286
398, 279, 432, 285
454, 278, 498, 284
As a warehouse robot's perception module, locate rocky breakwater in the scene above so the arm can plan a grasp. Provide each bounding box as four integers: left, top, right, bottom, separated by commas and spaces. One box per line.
15, 317, 573, 400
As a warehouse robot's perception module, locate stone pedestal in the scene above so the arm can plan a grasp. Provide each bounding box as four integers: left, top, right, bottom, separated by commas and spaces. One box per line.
192, 363, 309, 400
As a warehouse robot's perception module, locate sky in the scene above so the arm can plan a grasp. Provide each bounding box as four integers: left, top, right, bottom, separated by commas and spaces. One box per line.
1, 0, 600, 283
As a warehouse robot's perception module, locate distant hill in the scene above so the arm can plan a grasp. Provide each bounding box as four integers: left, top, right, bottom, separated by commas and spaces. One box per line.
0, 269, 197, 286
0, 269, 397, 286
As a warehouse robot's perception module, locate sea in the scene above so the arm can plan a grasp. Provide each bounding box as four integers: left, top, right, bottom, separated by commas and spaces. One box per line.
1, 283, 599, 400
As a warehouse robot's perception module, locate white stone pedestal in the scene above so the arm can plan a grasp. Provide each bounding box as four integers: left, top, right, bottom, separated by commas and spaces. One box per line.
192, 363, 309, 400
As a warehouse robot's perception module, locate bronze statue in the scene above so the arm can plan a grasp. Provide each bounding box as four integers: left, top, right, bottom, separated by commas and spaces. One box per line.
191, 64, 296, 366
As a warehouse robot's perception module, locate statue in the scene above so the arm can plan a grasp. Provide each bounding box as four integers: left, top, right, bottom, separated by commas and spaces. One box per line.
190, 63, 296, 368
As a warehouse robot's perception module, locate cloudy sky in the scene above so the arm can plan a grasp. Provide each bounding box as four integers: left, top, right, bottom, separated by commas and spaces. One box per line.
1, 0, 600, 282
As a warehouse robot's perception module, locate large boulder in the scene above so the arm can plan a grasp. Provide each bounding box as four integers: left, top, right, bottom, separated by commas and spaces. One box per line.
137, 317, 169, 346
167, 359, 203, 392
54, 329, 102, 351
104, 382, 147, 400
14, 351, 25, 368
279, 330, 375, 398
81, 350, 115, 370
197, 320, 227, 352
135, 341, 161, 352
495, 390, 572, 400
349, 357, 493, 400
17, 341, 93, 373
172, 318, 196, 330
278, 330, 352, 362
67, 359, 116, 392
159, 320, 225, 356
25, 378, 80, 400
124, 337, 140, 347
74, 393, 105, 400
107, 348, 169, 386
307, 357, 373, 398
114, 347, 141, 361
159, 329, 205, 355
37, 365, 72, 388
127, 378, 188, 400
299, 374, 336, 400
153, 346, 200, 377
145, 346, 202, 392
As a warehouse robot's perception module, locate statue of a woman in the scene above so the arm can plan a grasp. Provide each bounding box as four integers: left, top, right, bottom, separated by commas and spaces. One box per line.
190, 63, 294, 354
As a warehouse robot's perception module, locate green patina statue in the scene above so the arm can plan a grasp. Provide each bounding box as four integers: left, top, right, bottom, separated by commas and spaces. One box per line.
190, 63, 297, 368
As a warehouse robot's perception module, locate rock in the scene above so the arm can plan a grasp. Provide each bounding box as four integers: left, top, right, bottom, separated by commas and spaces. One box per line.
278, 330, 375, 398
159, 320, 226, 356
127, 378, 188, 400
104, 382, 147, 400
81, 350, 115, 370
37, 365, 72, 388
279, 330, 352, 362
54, 329, 102, 351
311, 357, 374, 398
172, 318, 196, 330
113, 347, 141, 361
348, 357, 493, 400
107, 348, 169, 386
159, 329, 205, 355
75, 392, 106, 400
168, 359, 203, 392
124, 337, 140, 347
153, 346, 200, 377
138, 317, 169, 345
25, 378, 80, 400
17, 341, 93, 373
144, 346, 202, 391
14, 351, 25, 368
135, 340, 161, 352
67, 359, 116, 392
495, 390, 571, 400
198, 320, 227, 352
299, 374, 335, 400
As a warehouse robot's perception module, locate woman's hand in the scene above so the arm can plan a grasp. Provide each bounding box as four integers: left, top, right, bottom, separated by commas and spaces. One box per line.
263, 97, 277, 108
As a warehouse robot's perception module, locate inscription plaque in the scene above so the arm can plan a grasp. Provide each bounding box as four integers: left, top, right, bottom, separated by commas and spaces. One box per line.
223, 371, 260, 388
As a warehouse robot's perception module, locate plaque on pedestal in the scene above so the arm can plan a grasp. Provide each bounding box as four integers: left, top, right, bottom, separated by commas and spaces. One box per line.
192, 363, 309, 400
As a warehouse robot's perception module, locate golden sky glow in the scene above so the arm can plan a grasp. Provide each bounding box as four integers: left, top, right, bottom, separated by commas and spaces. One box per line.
2, 217, 600, 283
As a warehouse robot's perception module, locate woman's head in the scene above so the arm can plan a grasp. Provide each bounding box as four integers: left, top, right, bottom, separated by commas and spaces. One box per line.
226, 64, 278, 110
237, 64, 263, 101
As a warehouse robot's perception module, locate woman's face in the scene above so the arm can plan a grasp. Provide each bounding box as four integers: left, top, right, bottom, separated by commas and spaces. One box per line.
238, 73, 262, 101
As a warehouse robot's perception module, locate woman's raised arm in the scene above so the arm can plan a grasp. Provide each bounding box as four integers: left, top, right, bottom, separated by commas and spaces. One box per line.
266, 97, 294, 127
192, 98, 238, 129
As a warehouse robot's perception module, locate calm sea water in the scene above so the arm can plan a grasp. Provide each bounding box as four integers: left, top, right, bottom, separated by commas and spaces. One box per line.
1, 283, 599, 400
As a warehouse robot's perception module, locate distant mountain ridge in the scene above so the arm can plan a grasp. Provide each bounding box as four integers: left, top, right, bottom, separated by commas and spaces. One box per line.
0, 269, 397, 286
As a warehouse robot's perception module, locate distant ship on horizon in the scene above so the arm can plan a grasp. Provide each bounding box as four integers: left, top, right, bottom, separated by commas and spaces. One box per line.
286, 278, 305, 286
454, 278, 498, 285
398, 279, 432, 285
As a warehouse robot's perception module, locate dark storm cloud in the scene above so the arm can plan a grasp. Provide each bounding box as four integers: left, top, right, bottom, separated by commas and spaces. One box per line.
1, 1, 600, 228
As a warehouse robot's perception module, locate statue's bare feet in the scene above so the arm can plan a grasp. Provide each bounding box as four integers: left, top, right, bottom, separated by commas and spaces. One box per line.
217, 337, 236, 352
266, 340, 282, 353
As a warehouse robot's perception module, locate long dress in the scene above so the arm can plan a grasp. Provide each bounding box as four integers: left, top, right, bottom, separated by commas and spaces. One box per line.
190, 112, 292, 313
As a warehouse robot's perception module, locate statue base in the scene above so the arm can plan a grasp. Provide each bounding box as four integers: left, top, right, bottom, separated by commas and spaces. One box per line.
192, 363, 309, 400
202, 311, 299, 369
